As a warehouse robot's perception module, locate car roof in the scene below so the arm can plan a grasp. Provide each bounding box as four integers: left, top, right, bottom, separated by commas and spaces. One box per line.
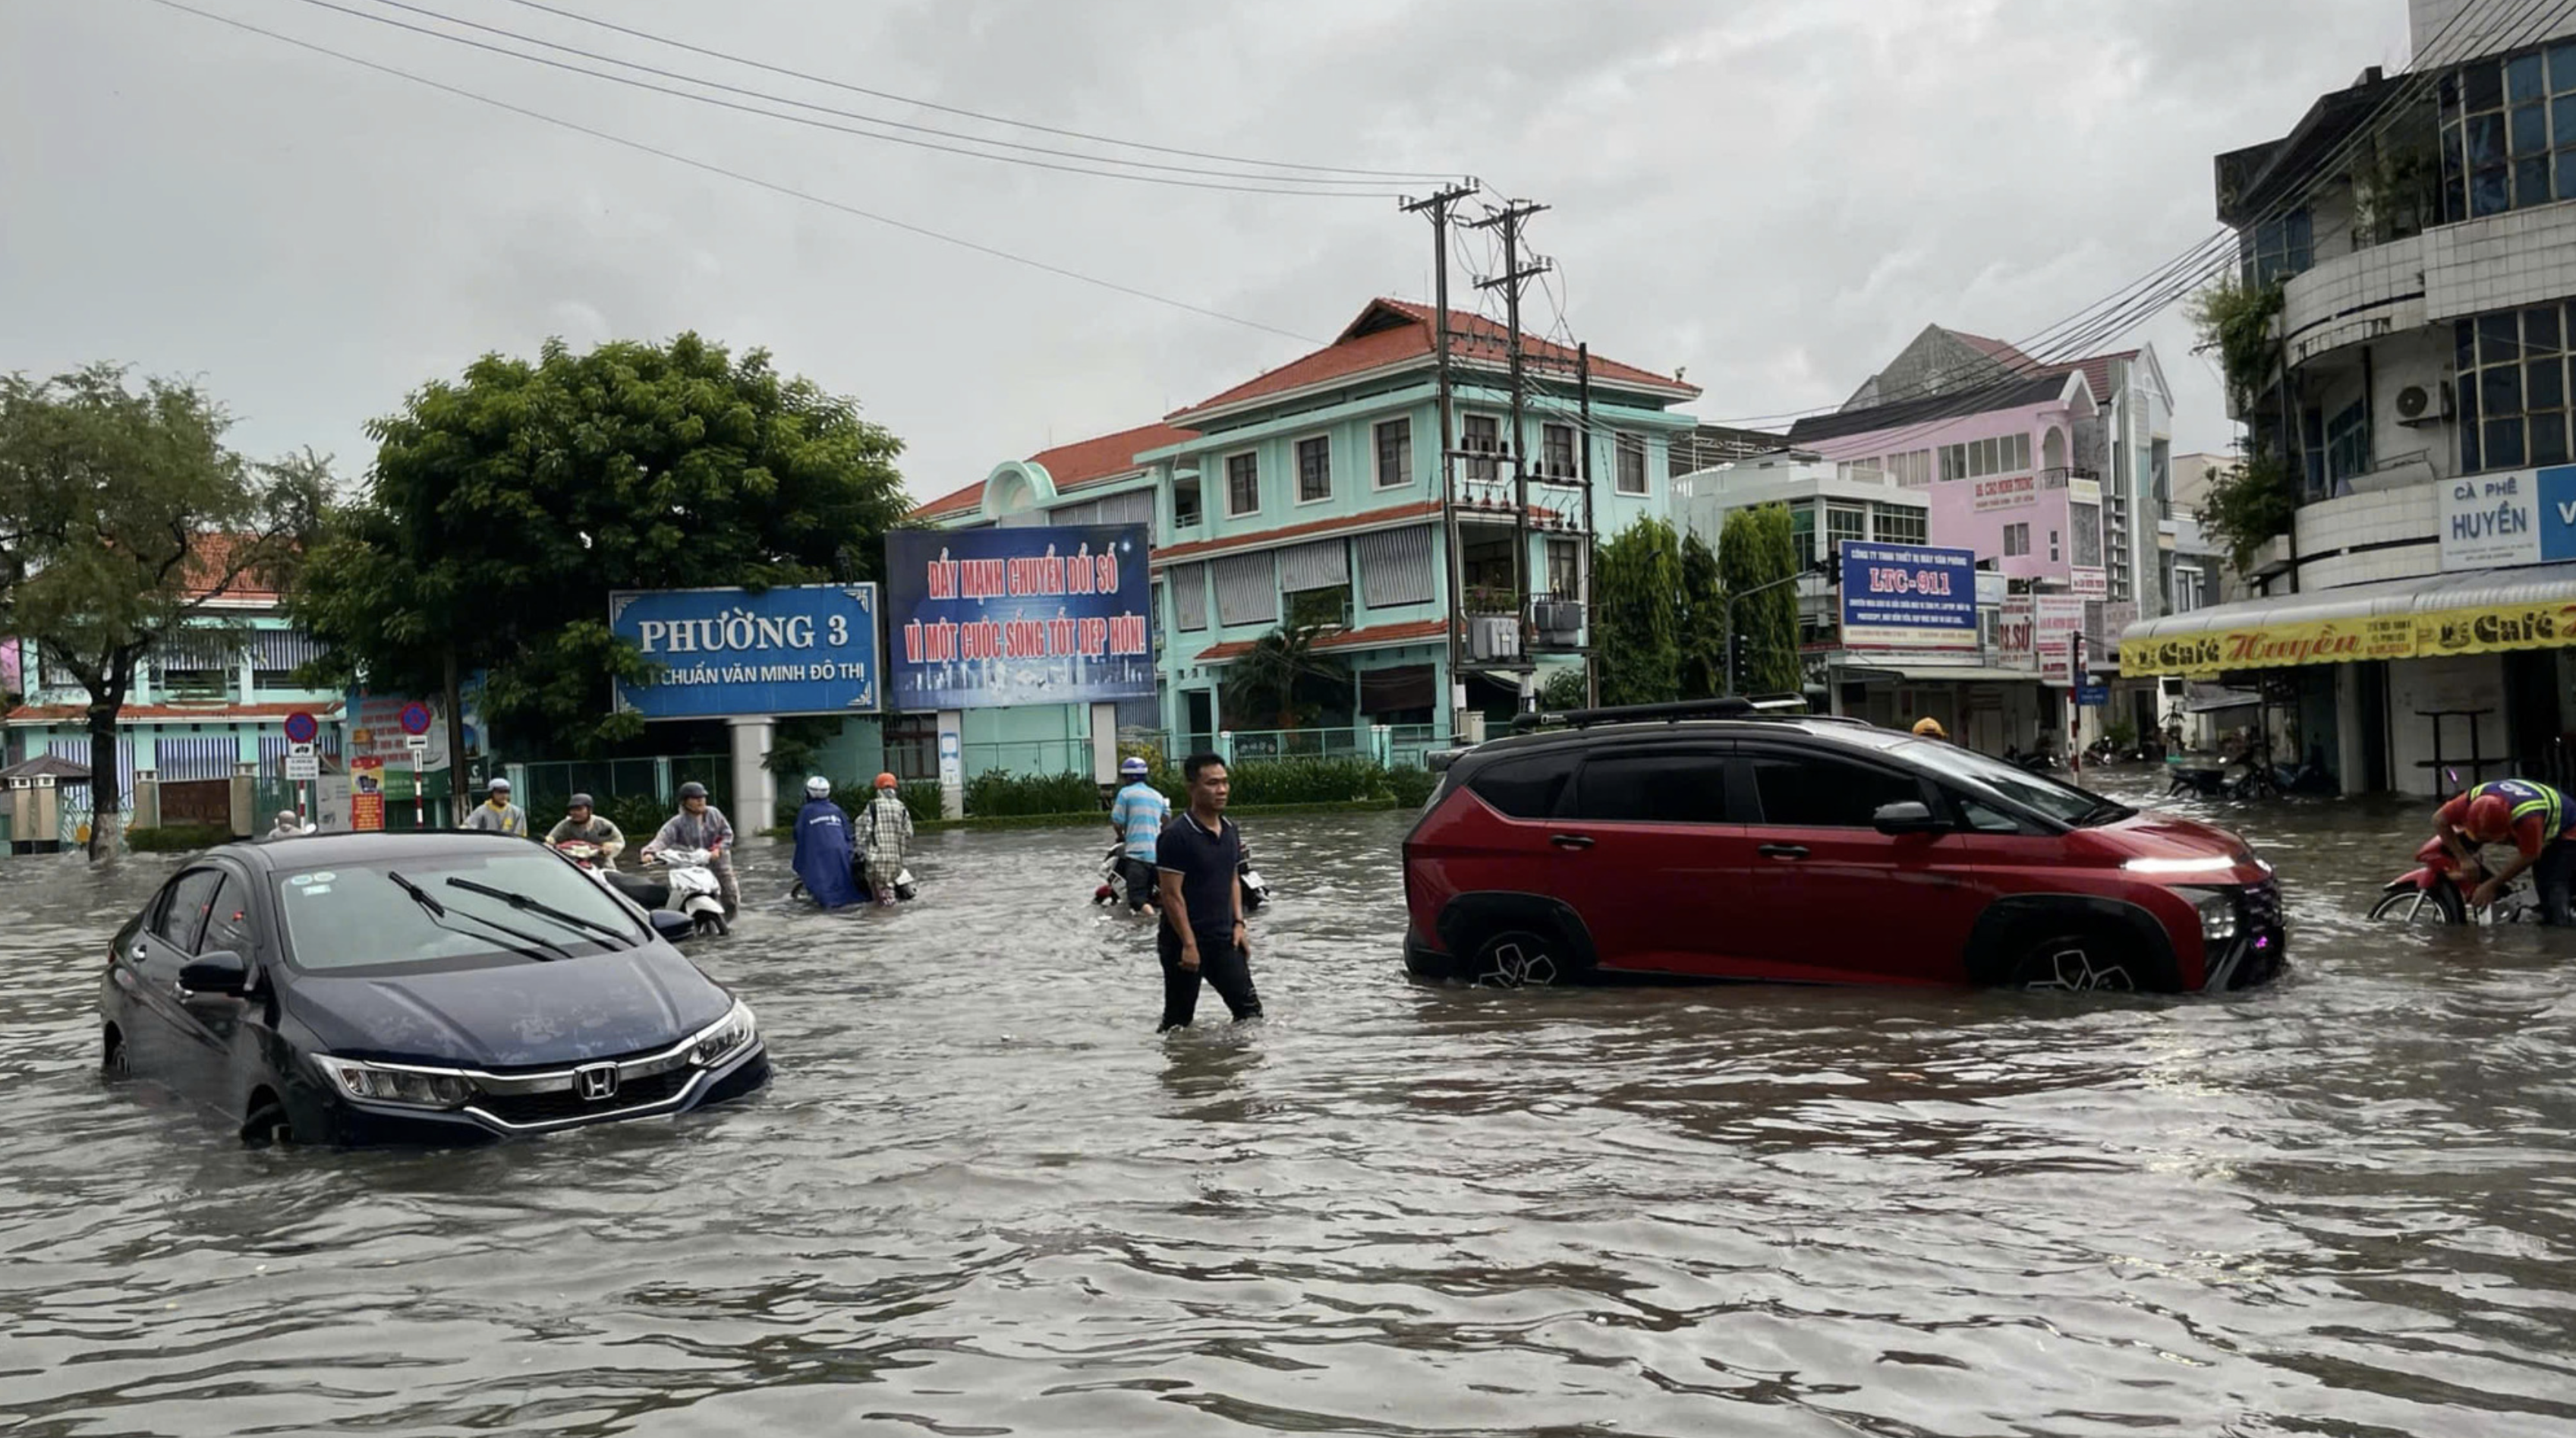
206, 830, 543, 872
1460, 716, 1916, 765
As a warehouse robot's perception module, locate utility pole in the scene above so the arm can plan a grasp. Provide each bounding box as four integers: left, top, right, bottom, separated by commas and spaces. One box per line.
1577, 343, 1598, 709
1473, 200, 1550, 712
1403, 181, 1479, 743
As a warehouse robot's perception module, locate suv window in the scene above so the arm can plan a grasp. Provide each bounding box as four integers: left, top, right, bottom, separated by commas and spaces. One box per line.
1573, 752, 1730, 823
1745, 753, 1925, 828
154, 869, 226, 951
1466, 751, 1576, 818
201, 873, 257, 957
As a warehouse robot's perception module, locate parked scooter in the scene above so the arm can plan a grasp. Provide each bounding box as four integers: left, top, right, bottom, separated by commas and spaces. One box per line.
1091, 840, 1270, 912
643, 847, 729, 936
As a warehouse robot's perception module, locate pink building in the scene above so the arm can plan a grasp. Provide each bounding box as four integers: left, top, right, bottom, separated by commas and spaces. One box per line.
1784, 371, 2106, 597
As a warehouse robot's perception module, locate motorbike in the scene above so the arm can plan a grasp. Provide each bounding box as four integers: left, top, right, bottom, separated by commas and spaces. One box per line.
643, 846, 730, 936
2369, 833, 2535, 926
1091, 841, 1269, 913
554, 838, 711, 942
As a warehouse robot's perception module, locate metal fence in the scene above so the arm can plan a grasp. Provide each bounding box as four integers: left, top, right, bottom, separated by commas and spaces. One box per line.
505, 756, 732, 824
1216, 724, 1441, 768
959, 738, 1091, 780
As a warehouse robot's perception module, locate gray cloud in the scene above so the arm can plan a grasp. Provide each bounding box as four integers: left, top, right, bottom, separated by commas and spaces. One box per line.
2, 0, 2413, 500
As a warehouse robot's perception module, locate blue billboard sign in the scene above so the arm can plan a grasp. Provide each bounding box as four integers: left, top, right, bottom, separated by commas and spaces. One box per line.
1838, 540, 1979, 651
884, 525, 1154, 711
608, 584, 881, 718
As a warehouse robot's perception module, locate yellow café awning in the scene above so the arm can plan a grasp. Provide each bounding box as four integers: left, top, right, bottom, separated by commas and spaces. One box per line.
2119, 560, 2576, 678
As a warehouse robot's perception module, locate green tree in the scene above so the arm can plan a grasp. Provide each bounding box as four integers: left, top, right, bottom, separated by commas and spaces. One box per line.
0, 365, 323, 858
291, 334, 909, 757
1593, 516, 1683, 706
1677, 529, 1725, 699
1718, 502, 1801, 695
1221, 623, 1350, 731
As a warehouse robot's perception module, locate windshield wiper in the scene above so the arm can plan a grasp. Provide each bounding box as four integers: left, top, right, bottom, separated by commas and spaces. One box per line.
444, 876, 636, 949
387, 870, 568, 962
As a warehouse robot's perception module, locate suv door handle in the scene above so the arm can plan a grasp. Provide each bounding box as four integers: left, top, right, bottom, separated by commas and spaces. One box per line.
1549, 834, 1595, 850
1758, 844, 1810, 860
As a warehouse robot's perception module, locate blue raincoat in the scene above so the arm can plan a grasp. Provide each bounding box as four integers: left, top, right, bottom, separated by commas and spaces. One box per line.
792, 798, 863, 909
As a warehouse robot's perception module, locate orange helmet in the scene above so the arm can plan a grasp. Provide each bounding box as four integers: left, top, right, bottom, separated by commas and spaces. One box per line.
875, 771, 899, 790
2466, 791, 2515, 840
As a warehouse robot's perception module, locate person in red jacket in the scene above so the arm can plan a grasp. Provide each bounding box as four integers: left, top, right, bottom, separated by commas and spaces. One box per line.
2434, 777, 2576, 924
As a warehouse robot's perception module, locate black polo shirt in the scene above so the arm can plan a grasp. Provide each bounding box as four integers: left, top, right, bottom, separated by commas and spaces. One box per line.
1155, 810, 1241, 946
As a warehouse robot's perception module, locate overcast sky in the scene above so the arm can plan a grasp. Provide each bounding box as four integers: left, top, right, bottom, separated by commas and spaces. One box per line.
4, 0, 2413, 507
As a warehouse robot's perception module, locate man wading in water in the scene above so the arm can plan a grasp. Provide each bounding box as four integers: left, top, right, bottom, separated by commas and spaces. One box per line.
1154, 753, 1261, 1032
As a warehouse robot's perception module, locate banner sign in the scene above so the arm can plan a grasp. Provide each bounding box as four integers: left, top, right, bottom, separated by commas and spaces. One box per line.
1837, 541, 1977, 651
885, 525, 1154, 711
2439, 463, 2576, 570
2118, 601, 2576, 677
350, 756, 386, 832
608, 585, 881, 718
1973, 475, 2036, 511
2035, 594, 2087, 686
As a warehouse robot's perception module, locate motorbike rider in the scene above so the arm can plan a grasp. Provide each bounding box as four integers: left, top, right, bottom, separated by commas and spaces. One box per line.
858, 772, 914, 905
641, 780, 738, 918
791, 775, 862, 910
545, 793, 625, 867
1910, 717, 1948, 742
267, 809, 305, 839
2435, 778, 2576, 925
463, 777, 527, 836
1108, 755, 1169, 913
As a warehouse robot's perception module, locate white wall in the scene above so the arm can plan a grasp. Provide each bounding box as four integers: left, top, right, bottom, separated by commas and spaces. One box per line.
2387, 653, 2509, 797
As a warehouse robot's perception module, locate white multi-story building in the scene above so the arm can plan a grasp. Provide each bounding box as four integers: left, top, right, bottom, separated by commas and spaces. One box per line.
2120, 1, 2576, 795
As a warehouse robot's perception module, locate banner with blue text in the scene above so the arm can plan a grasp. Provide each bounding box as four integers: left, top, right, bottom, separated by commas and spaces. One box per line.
885, 525, 1154, 711
608, 585, 881, 718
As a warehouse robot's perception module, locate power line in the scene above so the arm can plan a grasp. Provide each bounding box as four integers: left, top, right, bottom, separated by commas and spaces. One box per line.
285, 0, 1412, 197
146, 0, 1327, 345
496, 0, 1464, 182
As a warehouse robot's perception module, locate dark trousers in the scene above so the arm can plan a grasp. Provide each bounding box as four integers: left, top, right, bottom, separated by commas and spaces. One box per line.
1157, 923, 1261, 1031
1119, 857, 1158, 913
2535, 838, 2576, 926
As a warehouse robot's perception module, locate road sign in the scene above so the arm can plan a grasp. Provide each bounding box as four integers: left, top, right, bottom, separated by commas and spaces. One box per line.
398, 701, 433, 736
2077, 684, 2110, 707
285, 752, 320, 780
283, 710, 319, 745
405, 733, 430, 751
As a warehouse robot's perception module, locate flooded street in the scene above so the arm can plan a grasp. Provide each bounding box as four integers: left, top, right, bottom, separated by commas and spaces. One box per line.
5, 772, 2576, 1436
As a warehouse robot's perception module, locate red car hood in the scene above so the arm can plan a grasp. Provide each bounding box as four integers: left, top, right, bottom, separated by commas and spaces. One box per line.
2071, 811, 2268, 878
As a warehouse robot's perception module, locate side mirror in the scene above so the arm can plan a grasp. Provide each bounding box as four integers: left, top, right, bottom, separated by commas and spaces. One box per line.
1872, 800, 1948, 836
178, 950, 252, 996
649, 910, 697, 944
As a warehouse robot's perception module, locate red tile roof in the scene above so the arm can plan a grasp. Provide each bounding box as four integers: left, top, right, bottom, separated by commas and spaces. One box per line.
907, 421, 1199, 522
1195, 618, 1449, 664
2042, 351, 2135, 407
1150, 500, 1443, 566
6, 701, 342, 724
1168, 298, 1699, 421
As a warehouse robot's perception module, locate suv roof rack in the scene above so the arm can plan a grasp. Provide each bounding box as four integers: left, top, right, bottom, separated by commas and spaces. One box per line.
1509, 694, 1830, 734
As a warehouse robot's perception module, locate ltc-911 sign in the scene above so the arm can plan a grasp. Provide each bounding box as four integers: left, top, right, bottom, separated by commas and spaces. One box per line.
609, 584, 881, 718
1838, 540, 1979, 652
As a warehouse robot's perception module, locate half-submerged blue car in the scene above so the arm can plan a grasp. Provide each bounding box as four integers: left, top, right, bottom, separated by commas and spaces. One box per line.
99, 831, 768, 1145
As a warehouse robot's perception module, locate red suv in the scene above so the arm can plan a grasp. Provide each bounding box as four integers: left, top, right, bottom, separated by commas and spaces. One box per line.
1402, 703, 2283, 992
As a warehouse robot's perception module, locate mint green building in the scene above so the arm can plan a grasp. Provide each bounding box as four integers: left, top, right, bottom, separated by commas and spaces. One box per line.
905, 298, 1701, 777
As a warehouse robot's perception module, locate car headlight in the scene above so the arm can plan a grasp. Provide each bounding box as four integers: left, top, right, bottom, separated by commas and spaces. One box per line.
690, 1001, 757, 1067
2124, 856, 2237, 875
2193, 891, 2241, 945
313, 1054, 477, 1109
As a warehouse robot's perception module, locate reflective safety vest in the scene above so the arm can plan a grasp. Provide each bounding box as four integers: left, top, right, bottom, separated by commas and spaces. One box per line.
2474, 779, 2573, 842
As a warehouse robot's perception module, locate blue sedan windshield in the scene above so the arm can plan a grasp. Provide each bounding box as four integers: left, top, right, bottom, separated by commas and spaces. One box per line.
272, 851, 641, 970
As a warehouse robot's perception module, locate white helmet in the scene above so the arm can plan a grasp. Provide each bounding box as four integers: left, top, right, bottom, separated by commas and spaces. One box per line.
805, 775, 832, 797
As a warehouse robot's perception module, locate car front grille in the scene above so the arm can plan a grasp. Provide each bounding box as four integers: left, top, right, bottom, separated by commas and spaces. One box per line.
2222, 878, 2286, 989
471, 1069, 691, 1127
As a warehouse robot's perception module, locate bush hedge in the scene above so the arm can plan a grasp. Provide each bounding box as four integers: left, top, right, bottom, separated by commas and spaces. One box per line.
124, 823, 235, 853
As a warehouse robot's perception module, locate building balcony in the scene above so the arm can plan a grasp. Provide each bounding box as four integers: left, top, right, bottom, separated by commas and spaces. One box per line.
2279, 233, 2430, 369
2038, 467, 2099, 490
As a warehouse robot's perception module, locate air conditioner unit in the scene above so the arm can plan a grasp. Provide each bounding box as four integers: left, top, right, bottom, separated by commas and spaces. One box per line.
2394, 380, 2455, 426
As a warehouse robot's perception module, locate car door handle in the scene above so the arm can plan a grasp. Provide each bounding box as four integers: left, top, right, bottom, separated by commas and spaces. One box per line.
1758, 844, 1810, 860
1549, 834, 1595, 850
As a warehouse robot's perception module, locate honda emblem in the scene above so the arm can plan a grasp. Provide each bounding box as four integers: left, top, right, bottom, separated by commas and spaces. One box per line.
575, 1063, 620, 1102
